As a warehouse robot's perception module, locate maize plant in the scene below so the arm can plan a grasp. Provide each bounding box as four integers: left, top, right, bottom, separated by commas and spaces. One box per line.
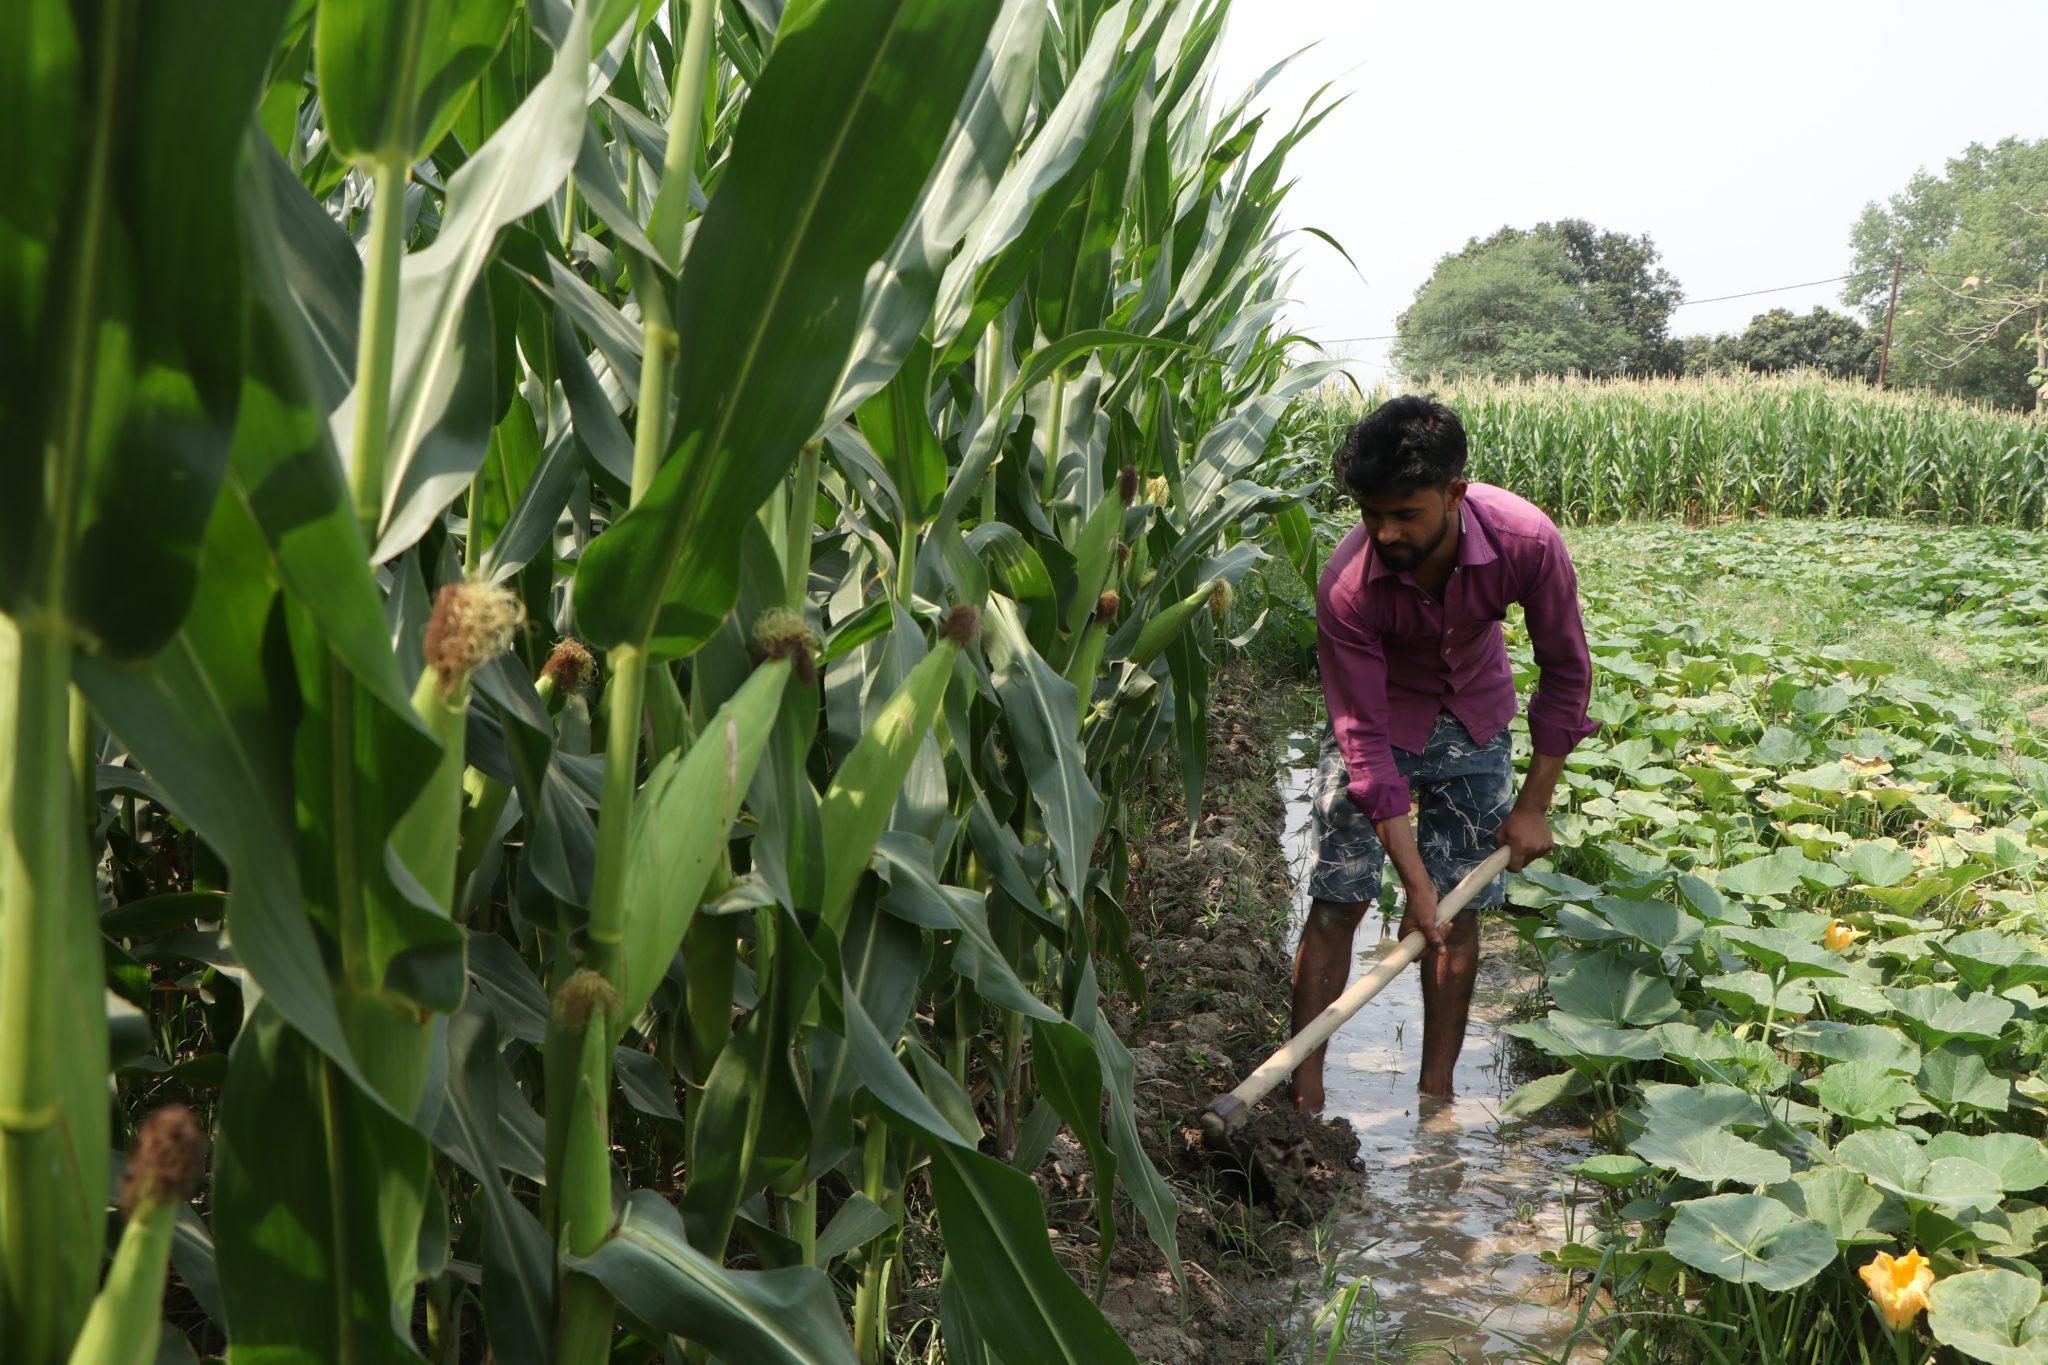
1287, 373, 2048, 529
1, 0, 1341, 1359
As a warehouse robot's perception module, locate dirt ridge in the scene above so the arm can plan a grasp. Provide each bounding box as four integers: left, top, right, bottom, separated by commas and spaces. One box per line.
1042, 667, 1361, 1365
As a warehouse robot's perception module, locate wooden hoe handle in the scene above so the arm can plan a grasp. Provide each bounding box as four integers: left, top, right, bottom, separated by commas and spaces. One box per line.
1199, 845, 1514, 1144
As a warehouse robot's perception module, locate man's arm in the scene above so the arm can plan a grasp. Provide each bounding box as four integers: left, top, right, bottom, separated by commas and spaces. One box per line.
1499, 527, 1598, 871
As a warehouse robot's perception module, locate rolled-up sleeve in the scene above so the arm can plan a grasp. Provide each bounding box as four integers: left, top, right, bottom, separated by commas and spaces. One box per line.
1521, 526, 1599, 756
1316, 582, 1410, 822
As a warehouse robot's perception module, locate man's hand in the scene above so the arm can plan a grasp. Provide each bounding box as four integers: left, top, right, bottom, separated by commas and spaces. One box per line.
1373, 815, 1443, 951
1397, 881, 1444, 952
1497, 753, 1566, 872
1494, 805, 1554, 872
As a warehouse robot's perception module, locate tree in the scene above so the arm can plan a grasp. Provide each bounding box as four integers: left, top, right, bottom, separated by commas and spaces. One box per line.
1681, 307, 1879, 381
1393, 234, 1637, 380
1394, 218, 1683, 381
1847, 137, 2048, 408
1516, 219, 1686, 374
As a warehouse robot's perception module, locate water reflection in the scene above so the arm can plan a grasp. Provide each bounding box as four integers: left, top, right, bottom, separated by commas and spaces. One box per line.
1278, 749, 1599, 1362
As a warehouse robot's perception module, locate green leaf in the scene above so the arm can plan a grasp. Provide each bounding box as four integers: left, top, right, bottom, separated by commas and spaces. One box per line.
818, 635, 962, 933
844, 989, 979, 1151
807, 898, 925, 1176
1566, 1154, 1656, 1188
77, 492, 365, 1085
1809, 973, 1893, 1015
1662, 1193, 1836, 1290
982, 596, 1102, 905
1933, 930, 2048, 991
1652, 1023, 1800, 1089
360, 6, 592, 563
1717, 925, 1850, 980
1811, 1061, 1921, 1122
1273, 500, 1319, 593
1767, 1167, 1902, 1247
215, 1004, 431, 1363
1592, 896, 1704, 953
1079, 966, 1182, 1291
11, 0, 297, 662
618, 659, 789, 1024
929, 1, 1154, 356
966, 524, 1056, 615
1835, 1127, 2003, 1210
1180, 361, 1352, 522
1927, 1267, 2048, 1365
1835, 840, 1917, 888
1506, 1011, 1662, 1070
1716, 847, 1848, 897
1637, 1082, 1774, 1135
1502, 1069, 1592, 1117
570, 1191, 860, 1363
230, 160, 414, 720
857, 344, 948, 527
1164, 610, 1211, 834
1748, 726, 1813, 766
0, 0, 78, 296
1784, 1021, 1919, 1073
1702, 970, 1815, 1020
1917, 1041, 2013, 1114
815, 1193, 896, 1266
1550, 951, 1681, 1027
926, 1144, 1137, 1364
1030, 1018, 1118, 1285
437, 997, 554, 1365
826, 0, 1049, 423
1630, 1124, 1790, 1188
682, 909, 823, 1254
873, 837, 1058, 1024
1886, 984, 2014, 1048
573, 0, 1005, 656
314, 0, 516, 165
1925, 1132, 2048, 1194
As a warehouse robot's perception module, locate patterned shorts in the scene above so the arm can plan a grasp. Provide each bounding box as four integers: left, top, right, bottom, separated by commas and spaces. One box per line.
1307, 712, 1513, 908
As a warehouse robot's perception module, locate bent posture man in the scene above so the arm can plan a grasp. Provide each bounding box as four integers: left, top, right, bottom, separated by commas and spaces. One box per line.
1292, 395, 1596, 1110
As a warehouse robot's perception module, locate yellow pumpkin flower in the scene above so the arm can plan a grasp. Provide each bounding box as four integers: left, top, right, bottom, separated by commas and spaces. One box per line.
1859, 1249, 1933, 1330
1825, 919, 1867, 951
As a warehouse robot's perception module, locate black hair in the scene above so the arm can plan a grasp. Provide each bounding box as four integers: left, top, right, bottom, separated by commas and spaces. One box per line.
1332, 394, 1467, 499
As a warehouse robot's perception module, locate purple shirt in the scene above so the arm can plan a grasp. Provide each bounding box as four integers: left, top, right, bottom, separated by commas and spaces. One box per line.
1316, 483, 1597, 822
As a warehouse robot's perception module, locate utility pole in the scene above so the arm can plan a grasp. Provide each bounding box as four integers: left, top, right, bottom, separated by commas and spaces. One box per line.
1876, 251, 1903, 389
2033, 272, 2044, 414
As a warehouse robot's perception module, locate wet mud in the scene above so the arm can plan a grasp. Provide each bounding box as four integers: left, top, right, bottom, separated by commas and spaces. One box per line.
1070, 672, 1363, 1365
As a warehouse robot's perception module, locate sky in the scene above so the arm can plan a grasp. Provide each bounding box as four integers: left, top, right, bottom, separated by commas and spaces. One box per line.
1209, 0, 2045, 383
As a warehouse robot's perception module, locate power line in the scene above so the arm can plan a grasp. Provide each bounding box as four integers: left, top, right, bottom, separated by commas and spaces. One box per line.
1672, 272, 1879, 309
1315, 267, 1896, 346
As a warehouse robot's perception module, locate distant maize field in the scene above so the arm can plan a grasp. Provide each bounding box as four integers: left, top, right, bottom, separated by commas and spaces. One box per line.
1287, 374, 2048, 528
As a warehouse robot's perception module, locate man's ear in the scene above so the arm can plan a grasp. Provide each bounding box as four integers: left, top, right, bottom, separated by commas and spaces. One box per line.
1445, 478, 1469, 508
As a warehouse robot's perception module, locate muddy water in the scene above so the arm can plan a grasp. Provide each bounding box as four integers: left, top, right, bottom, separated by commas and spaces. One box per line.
1275, 749, 1599, 1362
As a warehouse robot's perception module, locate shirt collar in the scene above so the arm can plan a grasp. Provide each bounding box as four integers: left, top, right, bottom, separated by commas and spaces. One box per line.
1363, 495, 1498, 583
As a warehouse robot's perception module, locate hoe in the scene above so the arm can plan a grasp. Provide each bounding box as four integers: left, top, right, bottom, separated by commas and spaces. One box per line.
1193, 845, 1513, 1191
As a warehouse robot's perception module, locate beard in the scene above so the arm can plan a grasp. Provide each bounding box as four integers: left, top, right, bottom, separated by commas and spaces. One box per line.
1376, 514, 1450, 572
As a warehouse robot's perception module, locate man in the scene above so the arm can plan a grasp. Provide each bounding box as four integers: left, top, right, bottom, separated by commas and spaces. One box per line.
1292, 394, 1596, 1111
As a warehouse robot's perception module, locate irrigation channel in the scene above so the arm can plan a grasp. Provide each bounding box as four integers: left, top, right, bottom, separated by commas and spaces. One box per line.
1273, 737, 1600, 1361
